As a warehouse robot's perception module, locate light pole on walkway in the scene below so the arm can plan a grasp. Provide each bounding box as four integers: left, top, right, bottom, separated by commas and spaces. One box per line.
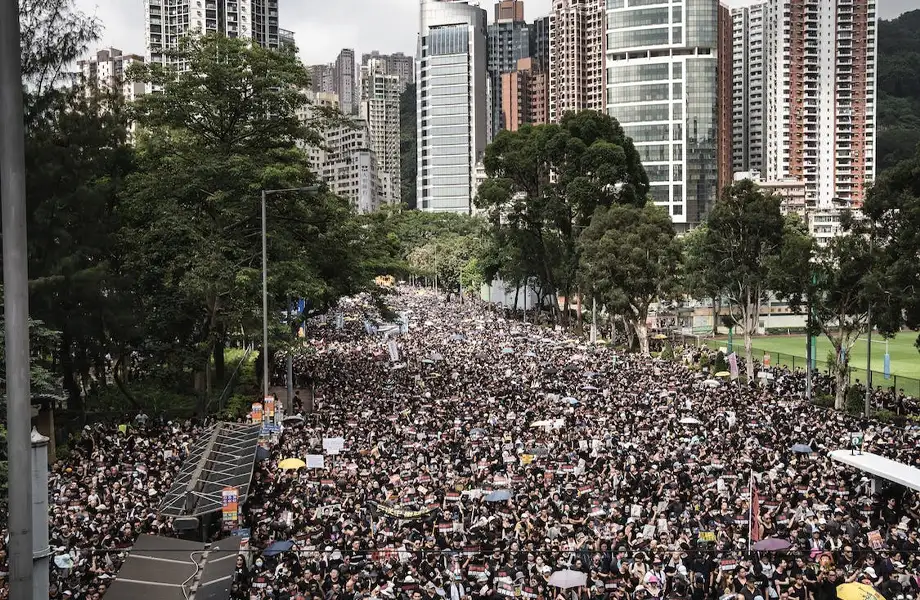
1, 2, 35, 598
262, 186, 320, 402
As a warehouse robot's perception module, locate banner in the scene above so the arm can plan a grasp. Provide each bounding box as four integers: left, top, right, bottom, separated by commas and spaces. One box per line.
884, 353, 891, 379
264, 397, 275, 421
336, 313, 344, 330
728, 353, 739, 379
251, 402, 263, 423
222, 487, 239, 524
763, 353, 771, 368
369, 501, 436, 520
388, 339, 399, 362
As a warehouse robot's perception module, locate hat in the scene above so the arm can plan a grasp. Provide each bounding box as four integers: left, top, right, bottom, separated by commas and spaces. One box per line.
864, 567, 876, 579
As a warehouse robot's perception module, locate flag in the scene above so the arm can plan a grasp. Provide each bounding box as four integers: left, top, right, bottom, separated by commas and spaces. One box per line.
728, 353, 739, 379
884, 353, 891, 380
750, 474, 762, 542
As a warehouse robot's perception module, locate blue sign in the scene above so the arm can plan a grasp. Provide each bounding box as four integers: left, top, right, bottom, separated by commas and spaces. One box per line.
884, 353, 891, 380
261, 424, 281, 435
232, 528, 251, 538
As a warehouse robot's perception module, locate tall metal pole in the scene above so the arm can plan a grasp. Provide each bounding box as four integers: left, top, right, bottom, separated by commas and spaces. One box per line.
865, 228, 874, 418
806, 285, 813, 402
31, 429, 50, 600
286, 296, 293, 414
261, 189, 269, 400
0, 1, 35, 596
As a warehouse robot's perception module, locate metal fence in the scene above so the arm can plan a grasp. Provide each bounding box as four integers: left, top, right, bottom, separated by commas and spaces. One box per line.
674, 333, 920, 398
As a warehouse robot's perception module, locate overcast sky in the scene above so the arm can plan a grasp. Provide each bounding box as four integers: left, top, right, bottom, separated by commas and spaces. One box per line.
75, 0, 913, 65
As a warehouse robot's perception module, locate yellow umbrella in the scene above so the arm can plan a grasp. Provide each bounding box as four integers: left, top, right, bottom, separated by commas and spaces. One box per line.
653, 334, 668, 340
836, 583, 885, 600
714, 371, 731, 377
278, 458, 306, 470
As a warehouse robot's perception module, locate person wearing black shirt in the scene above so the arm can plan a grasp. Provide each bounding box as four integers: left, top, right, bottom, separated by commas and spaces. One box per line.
813, 570, 839, 600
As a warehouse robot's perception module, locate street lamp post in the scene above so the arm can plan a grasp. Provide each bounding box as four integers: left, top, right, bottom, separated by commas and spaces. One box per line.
261, 186, 319, 411
1, 3, 36, 599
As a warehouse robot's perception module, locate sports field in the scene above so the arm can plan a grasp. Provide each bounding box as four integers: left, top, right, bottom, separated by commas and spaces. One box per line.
705, 332, 920, 390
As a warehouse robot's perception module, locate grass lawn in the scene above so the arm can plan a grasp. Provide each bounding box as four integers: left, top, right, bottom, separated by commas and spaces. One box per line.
704, 332, 920, 394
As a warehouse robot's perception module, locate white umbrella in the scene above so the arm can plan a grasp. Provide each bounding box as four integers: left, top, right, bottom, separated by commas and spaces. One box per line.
703, 379, 720, 388
679, 417, 702, 425
530, 420, 552, 428
548, 570, 588, 589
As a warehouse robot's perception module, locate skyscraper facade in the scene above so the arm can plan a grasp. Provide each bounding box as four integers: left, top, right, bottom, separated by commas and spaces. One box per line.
361, 59, 403, 205
501, 57, 549, 131
488, 1, 531, 135
730, 3, 766, 177
606, 0, 720, 227
144, 0, 281, 70
417, 0, 489, 213
251, 0, 281, 48
335, 49, 358, 116
361, 51, 416, 93
760, 0, 877, 208
529, 16, 550, 71
77, 48, 147, 101
549, 0, 606, 123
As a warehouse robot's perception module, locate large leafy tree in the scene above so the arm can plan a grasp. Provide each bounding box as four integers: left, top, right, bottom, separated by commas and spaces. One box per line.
123, 34, 368, 386
688, 180, 811, 378
578, 204, 680, 354
25, 88, 136, 409
864, 143, 920, 347
476, 111, 649, 323
807, 223, 880, 410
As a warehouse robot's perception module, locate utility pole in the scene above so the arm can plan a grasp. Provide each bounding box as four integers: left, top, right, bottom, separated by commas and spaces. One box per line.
865, 224, 874, 418
261, 186, 319, 403
0, 2, 36, 597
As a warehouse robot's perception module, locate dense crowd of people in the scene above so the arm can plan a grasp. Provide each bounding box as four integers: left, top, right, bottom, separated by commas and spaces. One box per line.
238, 290, 920, 600
1, 287, 919, 600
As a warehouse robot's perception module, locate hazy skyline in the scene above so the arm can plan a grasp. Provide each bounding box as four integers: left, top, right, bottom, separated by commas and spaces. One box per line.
74, 0, 913, 65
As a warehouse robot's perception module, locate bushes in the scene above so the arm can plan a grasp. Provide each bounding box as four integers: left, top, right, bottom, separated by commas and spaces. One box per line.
814, 395, 835, 408
714, 351, 728, 374
223, 393, 254, 421
660, 343, 675, 360
699, 353, 711, 370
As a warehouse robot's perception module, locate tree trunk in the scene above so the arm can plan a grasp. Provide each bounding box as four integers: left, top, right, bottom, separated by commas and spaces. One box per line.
712, 297, 720, 336
743, 290, 755, 380
61, 326, 82, 412
214, 324, 226, 384
834, 351, 849, 410
113, 354, 142, 409
513, 283, 520, 315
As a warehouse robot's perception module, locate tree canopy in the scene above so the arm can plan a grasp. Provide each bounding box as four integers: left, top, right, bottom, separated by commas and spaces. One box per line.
578, 204, 680, 354
476, 111, 649, 323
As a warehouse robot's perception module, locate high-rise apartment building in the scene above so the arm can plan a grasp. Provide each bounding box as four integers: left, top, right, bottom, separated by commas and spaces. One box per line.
144, 0, 282, 70
311, 64, 336, 94
717, 4, 733, 197
251, 0, 281, 48
417, 0, 489, 213
77, 48, 147, 101
488, 1, 531, 135
501, 57, 549, 131
361, 59, 403, 205
361, 51, 416, 93
529, 16, 550, 71
606, 0, 720, 227
760, 0, 876, 208
730, 3, 766, 177
549, 0, 606, 123
335, 49, 358, 116
299, 92, 383, 214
